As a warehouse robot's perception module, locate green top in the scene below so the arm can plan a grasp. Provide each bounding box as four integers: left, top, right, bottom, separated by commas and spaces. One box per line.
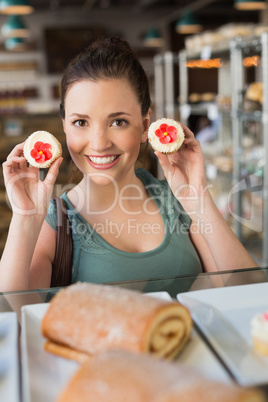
45, 168, 202, 285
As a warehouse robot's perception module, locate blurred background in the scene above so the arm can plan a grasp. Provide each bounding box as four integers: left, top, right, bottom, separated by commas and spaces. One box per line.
0, 0, 268, 265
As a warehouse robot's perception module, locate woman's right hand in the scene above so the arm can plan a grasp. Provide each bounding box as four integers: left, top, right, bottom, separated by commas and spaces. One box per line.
2, 142, 63, 218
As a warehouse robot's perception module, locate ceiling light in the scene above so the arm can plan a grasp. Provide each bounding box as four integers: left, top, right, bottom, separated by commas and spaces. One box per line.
234, 0, 267, 10
1, 15, 29, 37
0, 0, 34, 15
143, 28, 164, 47
176, 10, 203, 34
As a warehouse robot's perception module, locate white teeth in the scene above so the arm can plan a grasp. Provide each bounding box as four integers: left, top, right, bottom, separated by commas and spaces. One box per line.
89, 155, 118, 164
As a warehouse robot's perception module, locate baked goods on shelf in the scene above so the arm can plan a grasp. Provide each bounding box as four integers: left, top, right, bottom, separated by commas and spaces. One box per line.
201, 92, 216, 102
57, 349, 265, 402
254, 24, 268, 37
188, 93, 202, 103
217, 23, 252, 39
245, 82, 263, 103
147, 118, 185, 154
212, 155, 233, 173
184, 24, 253, 54
251, 311, 268, 356
216, 95, 231, 110
244, 82, 263, 111
42, 282, 192, 363
188, 92, 216, 104
23, 130, 62, 168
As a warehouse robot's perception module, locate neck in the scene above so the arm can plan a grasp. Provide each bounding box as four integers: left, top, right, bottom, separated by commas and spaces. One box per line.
78, 169, 145, 213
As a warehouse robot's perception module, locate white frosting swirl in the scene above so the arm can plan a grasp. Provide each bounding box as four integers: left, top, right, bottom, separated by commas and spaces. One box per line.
251, 311, 268, 342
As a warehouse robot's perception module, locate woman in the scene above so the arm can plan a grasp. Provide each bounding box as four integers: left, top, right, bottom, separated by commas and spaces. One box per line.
0, 37, 257, 291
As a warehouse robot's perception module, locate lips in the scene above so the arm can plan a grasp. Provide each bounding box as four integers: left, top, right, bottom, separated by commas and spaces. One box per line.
86, 154, 120, 169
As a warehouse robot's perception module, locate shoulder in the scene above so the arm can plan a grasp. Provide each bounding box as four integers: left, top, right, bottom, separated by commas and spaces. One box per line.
136, 167, 177, 204
45, 192, 70, 231
136, 168, 192, 230
135, 167, 168, 189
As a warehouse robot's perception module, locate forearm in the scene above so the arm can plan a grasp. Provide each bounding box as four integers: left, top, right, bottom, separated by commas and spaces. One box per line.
191, 192, 258, 271
0, 214, 45, 292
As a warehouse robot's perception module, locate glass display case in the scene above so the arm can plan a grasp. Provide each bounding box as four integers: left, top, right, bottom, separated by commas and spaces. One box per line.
229, 33, 268, 266
154, 32, 268, 266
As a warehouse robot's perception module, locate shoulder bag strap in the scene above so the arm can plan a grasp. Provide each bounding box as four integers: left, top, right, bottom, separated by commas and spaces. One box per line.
51, 197, 73, 287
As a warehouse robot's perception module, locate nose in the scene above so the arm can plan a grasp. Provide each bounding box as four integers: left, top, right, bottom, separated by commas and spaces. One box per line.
88, 127, 112, 152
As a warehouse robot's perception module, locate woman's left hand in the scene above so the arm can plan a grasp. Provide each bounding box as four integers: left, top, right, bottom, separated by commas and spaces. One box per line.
155, 123, 207, 218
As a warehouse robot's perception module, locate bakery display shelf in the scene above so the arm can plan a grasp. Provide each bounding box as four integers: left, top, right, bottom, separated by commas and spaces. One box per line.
183, 45, 230, 61
185, 103, 217, 116
0, 111, 60, 120
154, 31, 268, 266
233, 35, 262, 53
0, 47, 62, 119
236, 109, 262, 122
214, 166, 233, 177
230, 32, 268, 266
217, 106, 231, 114
178, 44, 234, 228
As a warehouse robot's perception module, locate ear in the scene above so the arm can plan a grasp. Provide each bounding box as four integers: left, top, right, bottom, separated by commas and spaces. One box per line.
62, 119, 66, 134
141, 108, 152, 143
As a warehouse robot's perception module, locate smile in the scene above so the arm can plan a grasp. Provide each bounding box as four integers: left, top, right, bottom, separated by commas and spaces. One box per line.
86, 154, 121, 169
88, 155, 119, 165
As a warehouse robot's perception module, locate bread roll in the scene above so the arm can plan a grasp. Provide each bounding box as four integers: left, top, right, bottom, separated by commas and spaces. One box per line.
42, 282, 192, 362
57, 349, 265, 402
245, 83, 263, 103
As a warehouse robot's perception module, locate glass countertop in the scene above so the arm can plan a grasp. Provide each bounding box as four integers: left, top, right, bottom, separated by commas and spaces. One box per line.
1, 266, 267, 320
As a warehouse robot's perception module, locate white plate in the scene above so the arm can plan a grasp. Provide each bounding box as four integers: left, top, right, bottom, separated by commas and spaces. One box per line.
21, 303, 79, 402
0, 312, 19, 402
177, 282, 268, 387
21, 292, 231, 402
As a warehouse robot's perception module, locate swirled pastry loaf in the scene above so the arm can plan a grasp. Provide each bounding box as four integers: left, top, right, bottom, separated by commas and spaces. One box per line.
42, 282, 192, 362
57, 349, 265, 402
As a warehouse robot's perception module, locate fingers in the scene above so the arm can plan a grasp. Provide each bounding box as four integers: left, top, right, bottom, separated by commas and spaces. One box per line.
44, 157, 63, 187
180, 123, 195, 139
154, 151, 168, 167
154, 151, 173, 177
6, 142, 25, 160
3, 142, 27, 174
178, 123, 202, 153
2, 156, 27, 175
3, 156, 26, 168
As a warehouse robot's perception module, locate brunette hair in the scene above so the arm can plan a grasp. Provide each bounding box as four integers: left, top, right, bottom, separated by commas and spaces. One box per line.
59, 37, 151, 118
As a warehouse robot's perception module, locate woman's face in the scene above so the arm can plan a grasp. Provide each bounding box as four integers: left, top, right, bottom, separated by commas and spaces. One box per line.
62, 78, 150, 186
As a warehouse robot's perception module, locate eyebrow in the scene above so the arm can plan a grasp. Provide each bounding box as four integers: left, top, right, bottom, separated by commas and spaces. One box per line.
69, 112, 132, 118
108, 112, 132, 118
69, 113, 89, 118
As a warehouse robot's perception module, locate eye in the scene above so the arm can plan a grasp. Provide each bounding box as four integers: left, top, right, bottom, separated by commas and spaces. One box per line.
73, 119, 87, 127
111, 119, 128, 127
